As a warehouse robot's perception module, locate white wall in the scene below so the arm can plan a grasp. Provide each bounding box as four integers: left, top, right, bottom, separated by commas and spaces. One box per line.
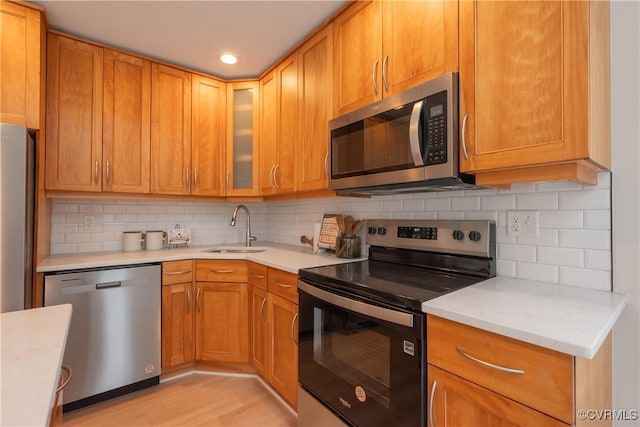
611, 1, 640, 423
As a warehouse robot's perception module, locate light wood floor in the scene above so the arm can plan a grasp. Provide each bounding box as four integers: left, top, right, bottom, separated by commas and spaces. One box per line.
63, 374, 297, 426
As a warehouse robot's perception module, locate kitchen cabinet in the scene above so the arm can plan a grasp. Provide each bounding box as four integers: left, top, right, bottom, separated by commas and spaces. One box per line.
150, 63, 191, 195
332, 0, 457, 116
458, 0, 610, 186
46, 33, 103, 192
191, 74, 227, 197
297, 24, 333, 192
226, 81, 260, 196
268, 291, 298, 408
195, 260, 249, 363
103, 50, 151, 194
249, 262, 269, 378
427, 315, 612, 426
161, 260, 194, 371
261, 55, 298, 195
0, 0, 44, 129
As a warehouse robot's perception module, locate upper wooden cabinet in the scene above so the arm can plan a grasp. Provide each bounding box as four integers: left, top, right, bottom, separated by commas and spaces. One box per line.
150, 63, 191, 195
46, 34, 103, 192
103, 50, 151, 193
226, 81, 260, 196
297, 25, 333, 193
260, 55, 298, 195
0, 1, 44, 129
459, 0, 611, 186
191, 75, 226, 197
333, 0, 458, 116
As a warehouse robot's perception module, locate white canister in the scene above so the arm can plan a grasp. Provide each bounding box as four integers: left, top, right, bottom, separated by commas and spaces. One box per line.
122, 231, 144, 252
145, 230, 166, 250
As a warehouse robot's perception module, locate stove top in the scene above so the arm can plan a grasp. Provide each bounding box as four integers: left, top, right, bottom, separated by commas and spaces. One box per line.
298, 219, 496, 312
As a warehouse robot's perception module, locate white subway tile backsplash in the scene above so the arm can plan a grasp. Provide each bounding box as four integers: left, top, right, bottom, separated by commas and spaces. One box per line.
51, 223, 78, 234
51, 213, 66, 224
51, 243, 77, 254
423, 198, 451, 211
559, 229, 611, 250
584, 250, 612, 271
539, 210, 583, 229
537, 246, 583, 268
51, 202, 79, 213
516, 229, 559, 247
498, 244, 536, 262
535, 180, 584, 192
481, 195, 515, 211
103, 204, 127, 214
77, 242, 103, 253
452, 196, 480, 211
402, 199, 425, 211
559, 267, 611, 291
436, 211, 465, 220
592, 171, 611, 189
559, 189, 611, 210
65, 233, 90, 243
516, 262, 559, 283
496, 260, 516, 277
464, 211, 498, 221
583, 210, 611, 230
505, 183, 536, 193
516, 192, 558, 210
79, 204, 104, 214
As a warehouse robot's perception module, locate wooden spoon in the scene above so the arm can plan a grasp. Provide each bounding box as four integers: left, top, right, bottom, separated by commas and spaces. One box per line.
336, 214, 345, 233
352, 220, 363, 235
344, 215, 354, 234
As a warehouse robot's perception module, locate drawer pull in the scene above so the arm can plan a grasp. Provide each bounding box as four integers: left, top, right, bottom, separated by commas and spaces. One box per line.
429, 380, 437, 427
212, 269, 234, 274
274, 281, 292, 289
455, 347, 525, 375
165, 270, 191, 276
56, 364, 73, 393
252, 273, 265, 279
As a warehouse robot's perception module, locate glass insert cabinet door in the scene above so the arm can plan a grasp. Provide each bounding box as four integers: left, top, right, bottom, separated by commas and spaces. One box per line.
226, 81, 260, 196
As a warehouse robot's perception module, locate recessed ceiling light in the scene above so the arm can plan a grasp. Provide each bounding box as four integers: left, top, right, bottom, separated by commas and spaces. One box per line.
220, 54, 238, 65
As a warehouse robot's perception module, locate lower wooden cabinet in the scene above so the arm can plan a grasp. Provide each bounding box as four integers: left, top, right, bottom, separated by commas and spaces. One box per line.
162, 282, 194, 369
250, 284, 269, 377
268, 292, 298, 408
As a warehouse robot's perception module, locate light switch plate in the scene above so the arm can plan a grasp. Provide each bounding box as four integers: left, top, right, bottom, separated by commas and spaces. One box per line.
507, 211, 539, 238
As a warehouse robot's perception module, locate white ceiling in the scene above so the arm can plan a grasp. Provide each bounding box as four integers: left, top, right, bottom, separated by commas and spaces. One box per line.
32, 1, 347, 79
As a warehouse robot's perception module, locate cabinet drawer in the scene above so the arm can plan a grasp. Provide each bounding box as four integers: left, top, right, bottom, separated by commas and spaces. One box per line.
248, 262, 268, 290
268, 268, 298, 303
196, 260, 248, 282
162, 260, 193, 285
426, 315, 574, 424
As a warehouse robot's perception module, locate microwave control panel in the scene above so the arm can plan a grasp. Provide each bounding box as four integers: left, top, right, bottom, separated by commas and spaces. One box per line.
423, 90, 448, 166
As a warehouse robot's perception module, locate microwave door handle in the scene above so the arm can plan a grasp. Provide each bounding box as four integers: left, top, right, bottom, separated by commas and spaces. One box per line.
409, 100, 425, 167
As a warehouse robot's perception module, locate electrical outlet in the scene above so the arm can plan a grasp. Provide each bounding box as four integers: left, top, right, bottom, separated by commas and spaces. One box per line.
507, 211, 539, 237
83, 215, 96, 232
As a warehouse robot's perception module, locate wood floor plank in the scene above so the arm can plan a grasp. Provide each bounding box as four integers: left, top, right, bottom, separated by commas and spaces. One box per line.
63, 374, 296, 426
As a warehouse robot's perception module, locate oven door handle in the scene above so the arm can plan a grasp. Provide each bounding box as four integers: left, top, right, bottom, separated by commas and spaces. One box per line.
409, 100, 425, 167
298, 280, 414, 327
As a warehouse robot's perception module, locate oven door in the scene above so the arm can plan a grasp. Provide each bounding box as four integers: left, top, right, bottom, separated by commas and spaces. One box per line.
298, 280, 425, 427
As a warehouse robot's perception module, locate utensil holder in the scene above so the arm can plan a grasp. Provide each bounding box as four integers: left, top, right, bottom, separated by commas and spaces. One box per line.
336, 233, 361, 259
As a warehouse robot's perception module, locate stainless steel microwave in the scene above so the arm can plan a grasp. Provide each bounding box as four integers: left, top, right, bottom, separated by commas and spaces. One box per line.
329, 72, 475, 195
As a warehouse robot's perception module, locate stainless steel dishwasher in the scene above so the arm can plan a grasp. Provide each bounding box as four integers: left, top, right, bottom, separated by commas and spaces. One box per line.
44, 264, 161, 412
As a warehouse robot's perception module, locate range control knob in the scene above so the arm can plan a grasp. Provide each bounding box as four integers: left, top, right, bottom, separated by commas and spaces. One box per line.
469, 231, 482, 242
368, 226, 377, 235
452, 230, 465, 241
377, 227, 387, 236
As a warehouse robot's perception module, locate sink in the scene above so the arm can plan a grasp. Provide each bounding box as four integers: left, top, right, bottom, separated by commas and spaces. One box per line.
203, 247, 267, 254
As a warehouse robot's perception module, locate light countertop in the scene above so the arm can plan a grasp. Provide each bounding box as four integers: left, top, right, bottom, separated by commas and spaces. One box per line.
422, 276, 628, 359
36, 242, 366, 274
1, 304, 73, 427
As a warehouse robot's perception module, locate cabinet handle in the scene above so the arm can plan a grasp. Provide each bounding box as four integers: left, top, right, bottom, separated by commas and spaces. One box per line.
56, 364, 73, 393
196, 287, 202, 312
212, 269, 234, 274
165, 270, 192, 275
251, 273, 265, 279
259, 297, 267, 325
193, 168, 198, 190
324, 152, 329, 179
429, 380, 437, 427
455, 347, 525, 374
269, 164, 276, 188
382, 55, 389, 92
409, 100, 425, 167
290, 312, 298, 345
461, 114, 469, 160
185, 168, 190, 191
186, 288, 192, 314
274, 281, 291, 289
94, 161, 100, 184
273, 164, 280, 189
106, 161, 111, 184
372, 59, 379, 96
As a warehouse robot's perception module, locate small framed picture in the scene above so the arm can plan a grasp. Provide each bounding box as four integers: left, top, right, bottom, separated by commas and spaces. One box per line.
318, 214, 340, 250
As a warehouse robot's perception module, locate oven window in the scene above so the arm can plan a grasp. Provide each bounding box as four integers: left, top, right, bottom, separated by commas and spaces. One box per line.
313, 307, 391, 408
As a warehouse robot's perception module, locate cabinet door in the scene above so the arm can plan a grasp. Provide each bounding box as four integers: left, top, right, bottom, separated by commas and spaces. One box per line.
333, 0, 382, 116
46, 34, 103, 191
103, 50, 150, 194
0, 1, 42, 129
195, 282, 249, 363
382, 0, 458, 95
268, 292, 298, 408
274, 55, 298, 194
162, 282, 194, 370
250, 285, 269, 378
226, 81, 260, 196
191, 75, 226, 197
428, 365, 568, 427
459, 1, 588, 174
260, 71, 277, 195
297, 25, 332, 192
150, 63, 191, 195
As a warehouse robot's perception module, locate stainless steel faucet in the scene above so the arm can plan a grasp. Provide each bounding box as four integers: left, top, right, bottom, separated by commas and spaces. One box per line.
230, 204, 256, 247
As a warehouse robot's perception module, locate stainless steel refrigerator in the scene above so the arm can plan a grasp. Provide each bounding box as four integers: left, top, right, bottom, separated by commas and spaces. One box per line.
0, 123, 35, 313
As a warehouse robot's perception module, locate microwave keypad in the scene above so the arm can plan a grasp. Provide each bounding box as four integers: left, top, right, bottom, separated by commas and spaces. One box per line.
426, 115, 446, 165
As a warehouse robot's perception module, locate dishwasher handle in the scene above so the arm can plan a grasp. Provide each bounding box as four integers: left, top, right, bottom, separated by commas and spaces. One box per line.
95, 281, 122, 290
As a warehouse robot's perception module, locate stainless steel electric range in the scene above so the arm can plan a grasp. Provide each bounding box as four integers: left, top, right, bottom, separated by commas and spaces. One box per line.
297, 219, 496, 427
